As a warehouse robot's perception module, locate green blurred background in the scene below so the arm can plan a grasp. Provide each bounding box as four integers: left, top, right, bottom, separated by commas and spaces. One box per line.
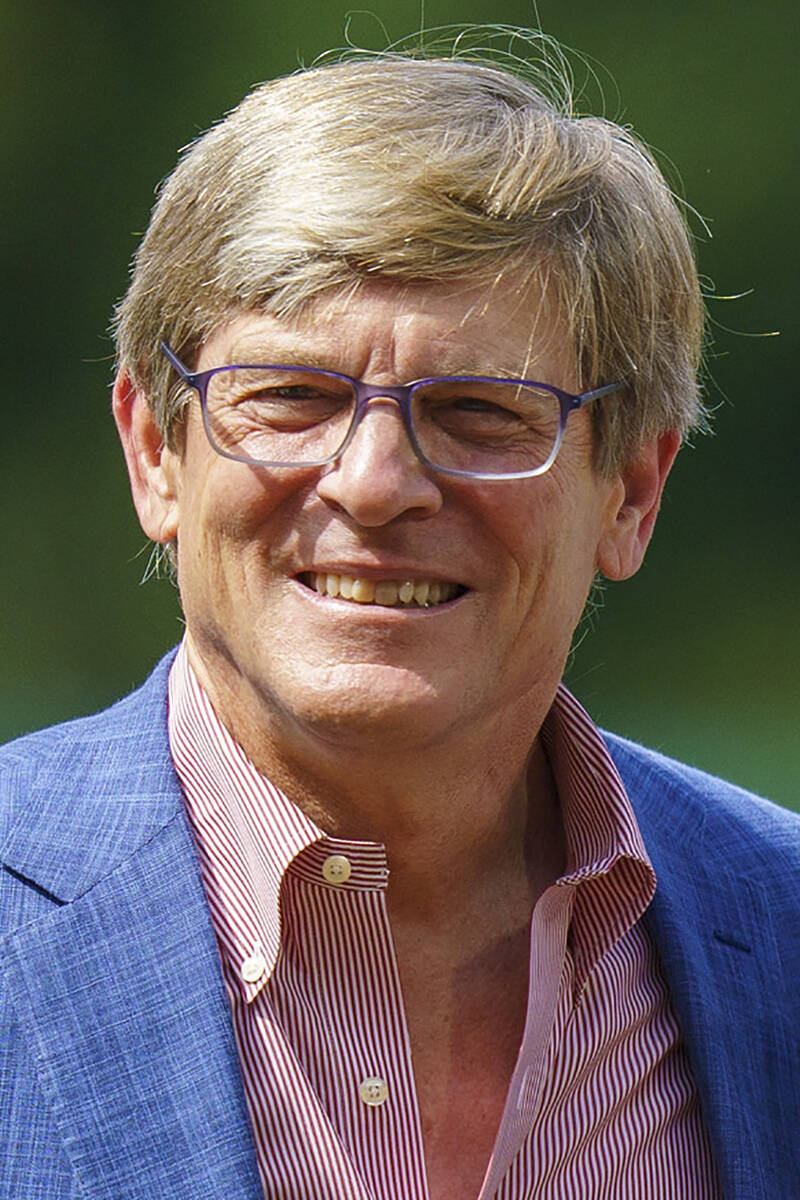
2, 1, 797, 809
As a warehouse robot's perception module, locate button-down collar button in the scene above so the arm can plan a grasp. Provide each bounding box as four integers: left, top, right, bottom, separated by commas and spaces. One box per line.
322, 854, 352, 884
359, 1076, 389, 1107
241, 952, 266, 983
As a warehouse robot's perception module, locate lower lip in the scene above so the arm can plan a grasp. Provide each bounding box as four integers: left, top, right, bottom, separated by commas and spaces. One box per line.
291, 577, 468, 616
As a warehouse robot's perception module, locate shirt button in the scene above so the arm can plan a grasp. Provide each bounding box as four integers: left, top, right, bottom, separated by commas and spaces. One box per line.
241, 952, 266, 983
322, 854, 352, 884
359, 1076, 389, 1107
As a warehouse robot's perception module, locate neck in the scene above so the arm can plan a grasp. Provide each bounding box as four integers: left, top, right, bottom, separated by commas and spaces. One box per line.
186, 639, 566, 921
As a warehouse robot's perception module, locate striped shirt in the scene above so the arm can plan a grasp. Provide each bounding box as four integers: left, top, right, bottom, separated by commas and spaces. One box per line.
168, 643, 722, 1198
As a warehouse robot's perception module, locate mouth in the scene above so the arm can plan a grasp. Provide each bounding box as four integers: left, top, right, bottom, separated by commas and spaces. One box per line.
298, 572, 467, 608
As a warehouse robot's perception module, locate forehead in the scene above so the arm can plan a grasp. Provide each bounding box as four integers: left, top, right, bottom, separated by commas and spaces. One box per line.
197, 275, 577, 385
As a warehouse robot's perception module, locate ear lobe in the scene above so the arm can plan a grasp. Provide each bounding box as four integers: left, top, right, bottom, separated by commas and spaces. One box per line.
596, 431, 681, 581
112, 369, 180, 543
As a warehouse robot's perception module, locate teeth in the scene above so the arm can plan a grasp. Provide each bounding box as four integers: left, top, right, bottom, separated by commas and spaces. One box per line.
307, 573, 459, 608
351, 578, 376, 603
413, 581, 429, 606
374, 581, 399, 606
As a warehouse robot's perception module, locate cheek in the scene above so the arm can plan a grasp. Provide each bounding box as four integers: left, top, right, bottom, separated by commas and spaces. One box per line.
178, 462, 299, 554
469, 473, 575, 573
175, 463, 328, 633
172, 472, 261, 610
485, 476, 607, 622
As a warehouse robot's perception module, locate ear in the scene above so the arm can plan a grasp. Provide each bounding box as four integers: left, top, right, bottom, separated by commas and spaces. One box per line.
112, 368, 181, 543
596, 430, 681, 581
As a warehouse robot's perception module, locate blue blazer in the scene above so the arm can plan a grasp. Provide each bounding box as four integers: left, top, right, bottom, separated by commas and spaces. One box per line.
2, 654, 799, 1198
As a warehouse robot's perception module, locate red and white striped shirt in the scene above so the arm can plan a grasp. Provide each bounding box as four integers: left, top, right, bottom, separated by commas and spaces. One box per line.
168, 643, 722, 1198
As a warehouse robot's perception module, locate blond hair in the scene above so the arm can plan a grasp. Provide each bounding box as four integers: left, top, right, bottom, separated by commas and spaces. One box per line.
114, 42, 705, 473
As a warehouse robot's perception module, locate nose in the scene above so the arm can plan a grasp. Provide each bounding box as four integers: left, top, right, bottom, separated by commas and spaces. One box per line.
315, 398, 443, 526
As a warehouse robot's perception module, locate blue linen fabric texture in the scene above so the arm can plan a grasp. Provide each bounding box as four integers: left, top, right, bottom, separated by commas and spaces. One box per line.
1, 651, 798, 1199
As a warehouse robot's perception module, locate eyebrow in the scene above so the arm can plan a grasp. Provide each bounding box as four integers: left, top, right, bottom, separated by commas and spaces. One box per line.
223, 343, 339, 371
221, 343, 551, 382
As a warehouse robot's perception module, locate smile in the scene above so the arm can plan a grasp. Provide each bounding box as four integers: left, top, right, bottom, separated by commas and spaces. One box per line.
300, 572, 464, 608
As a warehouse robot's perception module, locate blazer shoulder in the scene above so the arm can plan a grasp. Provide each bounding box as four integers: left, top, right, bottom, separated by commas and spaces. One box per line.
604, 729, 800, 875
0, 650, 181, 905
1, 648, 176, 758
0, 649, 177, 772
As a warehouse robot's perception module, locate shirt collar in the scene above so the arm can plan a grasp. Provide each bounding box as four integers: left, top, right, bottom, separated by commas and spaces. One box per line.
168, 643, 392, 1004
169, 642, 654, 1002
168, 642, 322, 1001
542, 684, 656, 991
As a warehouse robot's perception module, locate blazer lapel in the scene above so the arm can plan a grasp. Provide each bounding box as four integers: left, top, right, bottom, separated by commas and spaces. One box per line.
1, 656, 263, 1199
611, 738, 796, 1199
3, 806, 263, 1200
643, 837, 773, 1198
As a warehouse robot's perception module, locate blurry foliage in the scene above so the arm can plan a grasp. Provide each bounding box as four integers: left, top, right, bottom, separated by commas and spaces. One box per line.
2, 0, 797, 808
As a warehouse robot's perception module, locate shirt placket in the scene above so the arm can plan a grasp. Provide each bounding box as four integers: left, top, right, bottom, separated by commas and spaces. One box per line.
478, 884, 575, 1199
270, 840, 430, 1200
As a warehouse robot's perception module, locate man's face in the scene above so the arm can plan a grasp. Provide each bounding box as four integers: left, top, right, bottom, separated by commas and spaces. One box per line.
120, 277, 662, 756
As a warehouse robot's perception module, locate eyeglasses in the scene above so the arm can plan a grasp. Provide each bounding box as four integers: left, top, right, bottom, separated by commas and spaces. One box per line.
161, 341, 622, 481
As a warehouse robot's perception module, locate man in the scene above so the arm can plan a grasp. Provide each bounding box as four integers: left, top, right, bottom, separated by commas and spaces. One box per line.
1, 46, 798, 1200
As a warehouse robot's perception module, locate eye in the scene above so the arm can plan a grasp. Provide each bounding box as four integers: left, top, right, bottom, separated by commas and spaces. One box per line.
245, 382, 338, 402
446, 395, 521, 418
208, 369, 354, 430
422, 384, 552, 431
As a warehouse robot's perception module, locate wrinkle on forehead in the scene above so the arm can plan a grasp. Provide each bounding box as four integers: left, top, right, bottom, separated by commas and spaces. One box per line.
202, 271, 576, 387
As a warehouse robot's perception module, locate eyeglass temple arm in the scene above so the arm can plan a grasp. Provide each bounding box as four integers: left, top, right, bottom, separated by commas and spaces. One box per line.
160, 340, 191, 380
577, 380, 626, 407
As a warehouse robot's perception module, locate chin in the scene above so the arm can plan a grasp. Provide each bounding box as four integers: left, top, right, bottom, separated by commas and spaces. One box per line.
277, 662, 457, 749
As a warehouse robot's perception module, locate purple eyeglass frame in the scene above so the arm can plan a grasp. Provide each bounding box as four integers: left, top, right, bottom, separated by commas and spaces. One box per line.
161, 340, 623, 481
